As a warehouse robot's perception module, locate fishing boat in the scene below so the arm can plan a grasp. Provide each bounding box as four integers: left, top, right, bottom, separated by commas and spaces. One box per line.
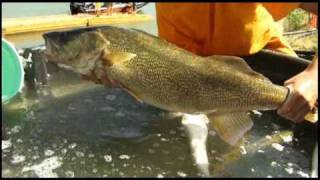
70, 2, 148, 15
2, 2, 152, 36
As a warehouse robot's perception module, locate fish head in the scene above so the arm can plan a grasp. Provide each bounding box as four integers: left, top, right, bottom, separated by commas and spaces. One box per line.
43, 27, 111, 74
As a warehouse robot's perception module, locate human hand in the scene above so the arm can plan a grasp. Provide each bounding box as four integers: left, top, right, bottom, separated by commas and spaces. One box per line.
81, 68, 117, 88
277, 65, 318, 123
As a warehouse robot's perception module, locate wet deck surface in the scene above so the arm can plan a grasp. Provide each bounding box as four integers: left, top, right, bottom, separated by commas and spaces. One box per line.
2, 68, 317, 177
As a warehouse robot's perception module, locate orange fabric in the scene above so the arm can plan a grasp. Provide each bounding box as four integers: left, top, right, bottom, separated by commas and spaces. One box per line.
156, 3, 299, 57
262, 3, 300, 21
309, 14, 318, 28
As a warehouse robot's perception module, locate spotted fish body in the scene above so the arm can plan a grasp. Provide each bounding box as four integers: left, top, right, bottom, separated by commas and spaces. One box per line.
97, 27, 288, 113
43, 26, 289, 145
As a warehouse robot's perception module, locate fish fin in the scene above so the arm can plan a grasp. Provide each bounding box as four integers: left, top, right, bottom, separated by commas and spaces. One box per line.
207, 112, 253, 146
206, 55, 272, 83
101, 49, 137, 66
119, 83, 143, 103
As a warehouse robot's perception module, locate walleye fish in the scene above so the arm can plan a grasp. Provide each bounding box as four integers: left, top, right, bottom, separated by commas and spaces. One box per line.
43, 25, 291, 146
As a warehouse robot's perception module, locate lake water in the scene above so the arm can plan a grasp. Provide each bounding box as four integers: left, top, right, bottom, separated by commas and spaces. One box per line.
2, 2, 317, 178
2, 2, 158, 48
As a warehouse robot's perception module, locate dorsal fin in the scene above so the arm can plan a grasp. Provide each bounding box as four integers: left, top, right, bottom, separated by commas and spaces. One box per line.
205, 55, 272, 83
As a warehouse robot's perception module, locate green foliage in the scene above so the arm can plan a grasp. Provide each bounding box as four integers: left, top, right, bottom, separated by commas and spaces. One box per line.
285, 8, 310, 31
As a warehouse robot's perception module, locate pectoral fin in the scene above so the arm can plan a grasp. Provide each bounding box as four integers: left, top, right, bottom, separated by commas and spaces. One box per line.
208, 112, 253, 146
119, 83, 143, 103
101, 49, 137, 66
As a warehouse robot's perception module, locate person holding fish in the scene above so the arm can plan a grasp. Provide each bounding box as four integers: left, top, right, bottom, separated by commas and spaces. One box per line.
84, 2, 318, 123
155, 3, 318, 123
43, 3, 317, 176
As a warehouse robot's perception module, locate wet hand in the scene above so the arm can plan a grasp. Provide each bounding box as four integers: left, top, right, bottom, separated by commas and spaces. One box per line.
277, 69, 318, 123
81, 68, 117, 88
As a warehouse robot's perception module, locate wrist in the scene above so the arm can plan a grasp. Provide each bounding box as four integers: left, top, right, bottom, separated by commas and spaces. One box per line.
305, 56, 318, 77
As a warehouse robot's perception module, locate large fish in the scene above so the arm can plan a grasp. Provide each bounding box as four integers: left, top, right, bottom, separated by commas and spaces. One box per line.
43, 25, 291, 146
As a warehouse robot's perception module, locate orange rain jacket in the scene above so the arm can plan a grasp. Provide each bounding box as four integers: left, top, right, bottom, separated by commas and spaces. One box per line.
156, 3, 300, 57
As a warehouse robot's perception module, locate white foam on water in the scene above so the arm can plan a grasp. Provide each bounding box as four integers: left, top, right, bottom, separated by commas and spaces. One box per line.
32, 155, 40, 160
252, 110, 262, 116
2, 139, 12, 150
44, 149, 55, 156
11, 154, 26, 164
22, 156, 63, 178
265, 135, 272, 140
119, 154, 130, 160
297, 170, 309, 178
285, 167, 294, 174
160, 138, 168, 142
157, 174, 164, 178
104, 155, 112, 162
92, 168, 98, 173
177, 171, 187, 177
61, 148, 68, 154
65, 170, 75, 177
240, 146, 247, 155
280, 134, 293, 143
257, 150, 264, 153
75, 151, 85, 158
68, 143, 77, 149
272, 143, 284, 151
271, 161, 277, 167
11, 125, 22, 133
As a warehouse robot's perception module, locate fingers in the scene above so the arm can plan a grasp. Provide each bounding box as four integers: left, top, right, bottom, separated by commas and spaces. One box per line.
278, 85, 294, 115
81, 71, 101, 84
81, 68, 118, 88
284, 76, 296, 86
278, 85, 315, 123
293, 104, 312, 123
